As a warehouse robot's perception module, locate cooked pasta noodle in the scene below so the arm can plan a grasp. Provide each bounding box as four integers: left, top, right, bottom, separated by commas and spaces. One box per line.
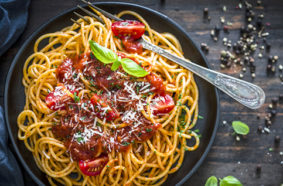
17, 9, 199, 186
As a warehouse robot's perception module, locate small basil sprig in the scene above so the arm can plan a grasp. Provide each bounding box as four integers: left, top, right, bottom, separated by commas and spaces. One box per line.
89, 40, 117, 63
220, 176, 242, 186
120, 58, 148, 77
89, 40, 148, 77
232, 121, 249, 135
205, 176, 218, 186
205, 176, 242, 186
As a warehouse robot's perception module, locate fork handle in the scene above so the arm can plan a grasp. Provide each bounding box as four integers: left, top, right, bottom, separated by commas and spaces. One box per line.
141, 39, 265, 109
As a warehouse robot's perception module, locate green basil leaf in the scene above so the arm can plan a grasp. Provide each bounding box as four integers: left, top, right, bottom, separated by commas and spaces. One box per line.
120, 58, 148, 77
220, 176, 242, 186
111, 60, 121, 71
232, 121, 249, 135
89, 40, 117, 64
205, 176, 218, 186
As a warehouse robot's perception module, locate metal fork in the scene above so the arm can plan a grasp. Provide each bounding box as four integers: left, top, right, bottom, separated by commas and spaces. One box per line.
73, 1, 265, 109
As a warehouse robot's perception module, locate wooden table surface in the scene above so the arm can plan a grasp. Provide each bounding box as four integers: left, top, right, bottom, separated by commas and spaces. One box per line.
0, 0, 282, 185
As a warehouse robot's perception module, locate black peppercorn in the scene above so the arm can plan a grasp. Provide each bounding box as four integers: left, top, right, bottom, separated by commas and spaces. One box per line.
256, 164, 261, 174
250, 65, 256, 73
265, 115, 270, 121
266, 43, 271, 52
205, 46, 209, 53
271, 98, 278, 106
244, 56, 249, 64
270, 109, 277, 117
201, 43, 207, 51
268, 56, 273, 63
257, 126, 263, 132
266, 64, 272, 73
240, 26, 246, 35
203, 8, 209, 18
265, 120, 272, 127
256, 20, 263, 29
214, 25, 220, 36
274, 135, 280, 143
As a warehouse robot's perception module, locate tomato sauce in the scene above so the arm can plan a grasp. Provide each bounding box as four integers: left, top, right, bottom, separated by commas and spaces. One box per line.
48, 53, 173, 162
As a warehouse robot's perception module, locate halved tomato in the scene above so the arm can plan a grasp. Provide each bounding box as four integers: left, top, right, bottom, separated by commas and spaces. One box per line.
146, 73, 166, 94
79, 155, 109, 176
151, 94, 175, 115
90, 94, 119, 121
111, 20, 145, 40
56, 58, 73, 82
45, 84, 72, 111
73, 52, 91, 71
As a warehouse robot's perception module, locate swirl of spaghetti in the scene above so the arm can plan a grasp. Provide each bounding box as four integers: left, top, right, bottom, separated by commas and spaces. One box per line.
17, 10, 199, 186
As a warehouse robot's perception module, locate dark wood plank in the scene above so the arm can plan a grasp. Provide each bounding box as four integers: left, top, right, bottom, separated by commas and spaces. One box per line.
0, 0, 282, 185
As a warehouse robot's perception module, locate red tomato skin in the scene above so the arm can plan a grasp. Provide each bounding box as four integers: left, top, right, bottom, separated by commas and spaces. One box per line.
138, 123, 162, 141
79, 155, 109, 176
90, 94, 119, 121
45, 85, 71, 111
121, 38, 143, 54
73, 52, 91, 71
151, 94, 175, 115
56, 58, 73, 82
146, 73, 166, 94
111, 20, 145, 40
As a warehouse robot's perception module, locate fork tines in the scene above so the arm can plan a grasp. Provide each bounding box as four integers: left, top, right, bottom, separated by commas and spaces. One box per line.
77, 5, 103, 23
73, 0, 124, 27
70, 18, 81, 26
80, 0, 123, 21
73, 11, 90, 24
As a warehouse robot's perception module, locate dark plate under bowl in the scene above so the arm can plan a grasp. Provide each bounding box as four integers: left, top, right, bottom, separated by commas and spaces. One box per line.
4, 2, 219, 185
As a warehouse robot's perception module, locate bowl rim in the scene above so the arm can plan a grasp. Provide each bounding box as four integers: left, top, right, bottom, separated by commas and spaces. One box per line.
4, 2, 220, 185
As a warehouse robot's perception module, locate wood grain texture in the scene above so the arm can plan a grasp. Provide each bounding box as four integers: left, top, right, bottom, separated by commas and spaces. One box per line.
0, 0, 282, 185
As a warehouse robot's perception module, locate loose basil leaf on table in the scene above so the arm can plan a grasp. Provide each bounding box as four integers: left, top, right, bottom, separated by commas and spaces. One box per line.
205, 176, 218, 186
120, 58, 148, 77
232, 121, 249, 135
220, 176, 242, 186
89, 40, 117, 64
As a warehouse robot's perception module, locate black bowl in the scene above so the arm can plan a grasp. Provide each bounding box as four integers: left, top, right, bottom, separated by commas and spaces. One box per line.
4, 2, 219, 185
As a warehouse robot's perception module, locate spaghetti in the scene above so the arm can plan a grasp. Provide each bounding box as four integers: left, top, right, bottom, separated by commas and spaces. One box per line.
17, 9, 199, 186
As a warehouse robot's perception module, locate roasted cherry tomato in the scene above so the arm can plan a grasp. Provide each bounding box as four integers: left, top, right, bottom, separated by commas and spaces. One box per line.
45, 84, 72, 111
73, 52, 91, 71
79, 155, 109, 176
111, 20, 145, 40
90, 94, 119, 121
151, 94, 175, 115
56, 58, 73, 82
138, 123, 162, 141
146, 73, 166, 94
121, 38, 143, 54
